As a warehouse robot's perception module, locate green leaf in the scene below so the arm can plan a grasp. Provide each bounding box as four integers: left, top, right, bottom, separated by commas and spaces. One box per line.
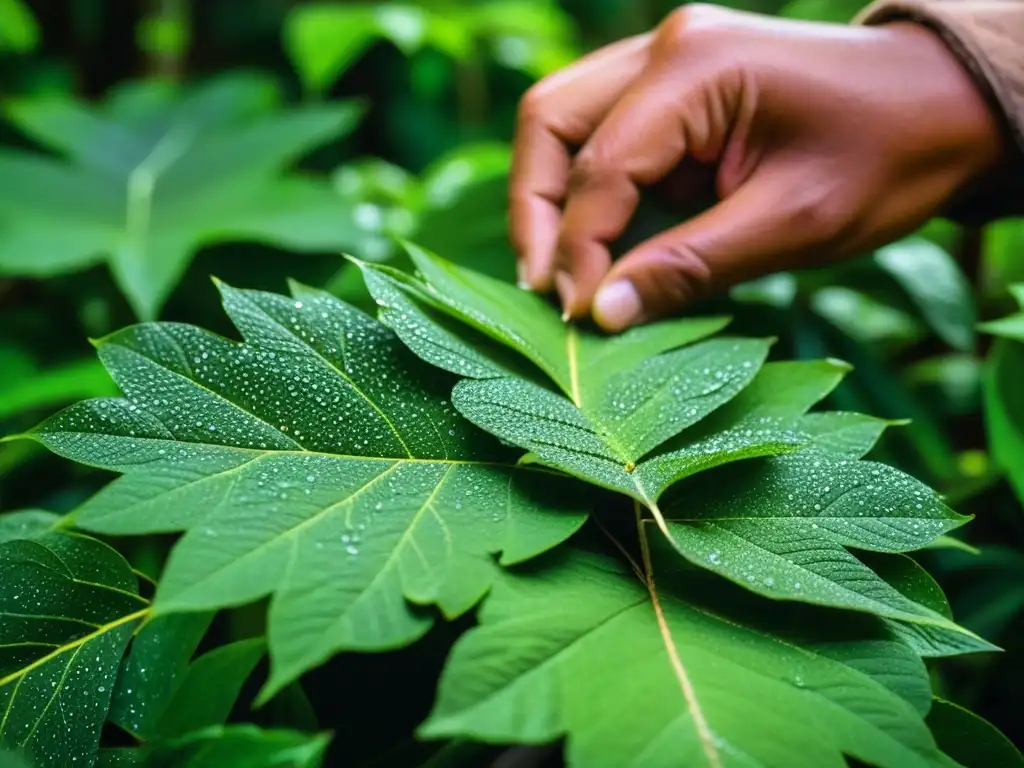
140, 725, 330, 768
0, 532, 147, 766
811, 286, 924, 349
860, 552, 998, 658
0, 751, 32, 768
0, 75, 363, 319
422, 546, 946, 768
661, 452, 976, 637
146, 638, 265, 739
363, 247, 811, 511
926, 700, 1023, 768
284, 5, 384, 94
983, 339, 1024, 505
979, 283, 1024, 341
874, 237, 976, 351
109, 612, 215, 738
0, 511, 60, 544
0, 0, 38, 53
21, 281, 587, 699
923, 535, 980, 555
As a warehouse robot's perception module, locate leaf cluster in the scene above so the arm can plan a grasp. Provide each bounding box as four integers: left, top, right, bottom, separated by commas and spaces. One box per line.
2, 246, 1019, 766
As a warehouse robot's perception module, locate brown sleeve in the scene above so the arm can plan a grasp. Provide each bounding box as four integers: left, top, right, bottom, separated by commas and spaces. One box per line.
855, 0, 1024, 222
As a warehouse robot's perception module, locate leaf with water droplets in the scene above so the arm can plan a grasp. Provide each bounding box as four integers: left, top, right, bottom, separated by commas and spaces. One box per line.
422, 546, 948, 768
860, 552, 1000, 658
109, 612, 214, 738
109, 613, 264, 741
362, 250, 828, 507
661, 452, 978, 638
19, 280, 587, 699
0, 532, 146, 766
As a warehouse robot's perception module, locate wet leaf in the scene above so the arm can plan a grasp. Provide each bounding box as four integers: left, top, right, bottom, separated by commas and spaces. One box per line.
863, 553, 999, 658
362, 246, 815, 509
422, 546, 947, 768
0, 532, 146, 766
18, 280, 587, 699
661, 453, 975, 635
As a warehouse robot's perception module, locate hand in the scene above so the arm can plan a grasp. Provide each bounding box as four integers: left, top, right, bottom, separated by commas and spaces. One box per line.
509, 5, 1003, 331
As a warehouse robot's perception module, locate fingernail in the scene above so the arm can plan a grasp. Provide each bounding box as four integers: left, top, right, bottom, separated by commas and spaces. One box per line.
555, 271, 575, 321
516, 260, 530, 290
594, 280, 643, 331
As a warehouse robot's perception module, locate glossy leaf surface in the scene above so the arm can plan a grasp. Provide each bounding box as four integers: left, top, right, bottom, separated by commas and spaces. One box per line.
0, 532, 146, 766
423, 547, 947, 768
21, 280, 587, 698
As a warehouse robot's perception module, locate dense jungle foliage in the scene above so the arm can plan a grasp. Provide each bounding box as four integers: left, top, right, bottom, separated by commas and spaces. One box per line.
1, 1, 1023, 766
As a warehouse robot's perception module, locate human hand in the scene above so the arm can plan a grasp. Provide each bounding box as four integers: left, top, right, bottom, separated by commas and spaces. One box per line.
509, 4, 1004, 331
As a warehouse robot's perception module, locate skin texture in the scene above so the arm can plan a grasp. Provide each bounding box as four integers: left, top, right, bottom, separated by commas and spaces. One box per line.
509, 5, 1005, 332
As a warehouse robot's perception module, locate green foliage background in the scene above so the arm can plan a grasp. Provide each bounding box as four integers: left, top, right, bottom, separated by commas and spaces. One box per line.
1, 0, 1023, 765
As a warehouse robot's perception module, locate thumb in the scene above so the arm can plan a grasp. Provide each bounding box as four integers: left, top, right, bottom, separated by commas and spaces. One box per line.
592, 170, 847, 332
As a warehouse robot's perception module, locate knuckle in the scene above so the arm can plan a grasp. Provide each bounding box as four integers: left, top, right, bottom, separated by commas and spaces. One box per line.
567, 153, 611, 196
516, 84, 547, 128
657, 4, 730, 54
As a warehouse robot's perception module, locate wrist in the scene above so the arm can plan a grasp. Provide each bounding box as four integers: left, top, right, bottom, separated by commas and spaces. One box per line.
881, 21, 1006, 182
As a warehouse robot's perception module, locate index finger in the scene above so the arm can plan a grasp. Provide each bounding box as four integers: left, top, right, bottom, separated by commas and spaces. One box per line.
510, 34, 652, 291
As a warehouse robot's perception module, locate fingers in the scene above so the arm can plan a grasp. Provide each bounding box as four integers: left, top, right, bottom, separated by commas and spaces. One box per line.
553, 53, 733, 318
509, 34, 651, 292
592, 165, 855, 332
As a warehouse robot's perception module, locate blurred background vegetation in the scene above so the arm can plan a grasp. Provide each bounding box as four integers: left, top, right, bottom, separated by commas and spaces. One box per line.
1, 0, 1023, 763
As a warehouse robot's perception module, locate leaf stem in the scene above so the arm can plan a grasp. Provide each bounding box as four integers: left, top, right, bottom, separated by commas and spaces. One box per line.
635, 503, 721, 768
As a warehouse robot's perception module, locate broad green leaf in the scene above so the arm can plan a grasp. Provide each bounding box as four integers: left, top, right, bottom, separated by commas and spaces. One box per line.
20, 281, 587, 699
423, 547, 946, 768
0, 511, 59, 544
874, 237, 976, 352
0, 751, 32, 768
146, 638, 265, 739
0, 532, 147, 766
798, 411, 893, 458
96, 749, 140, 767
109, 612, 215, 738
983, 339, 1024, 505
858, 552, 998, 658
363, 248, 814, 510
0, 75, 363, 319
139, 725, 330, 768
926, 700, 1023, 768
661, 452, 976, 637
